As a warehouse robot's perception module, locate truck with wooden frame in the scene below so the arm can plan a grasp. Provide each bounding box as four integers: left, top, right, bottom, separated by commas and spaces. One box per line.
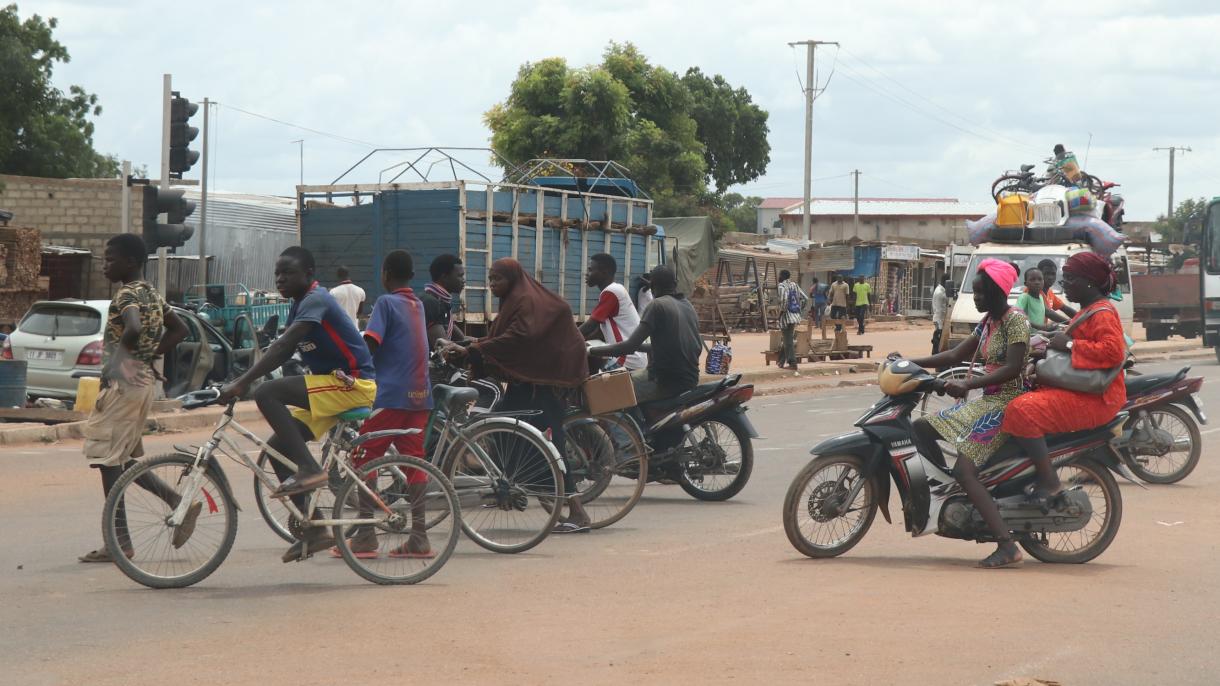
1130, 242, 1200, 341
295, 154, 666, 331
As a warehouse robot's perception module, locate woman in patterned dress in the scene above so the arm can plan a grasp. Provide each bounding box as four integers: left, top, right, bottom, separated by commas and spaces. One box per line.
900, 259, 1030, 568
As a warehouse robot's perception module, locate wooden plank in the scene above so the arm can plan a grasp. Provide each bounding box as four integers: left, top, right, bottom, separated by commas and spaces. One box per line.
485, 186, 493, 319
535, 188, 545, 281
0, 407, 86, 424
510, 188, 519, 260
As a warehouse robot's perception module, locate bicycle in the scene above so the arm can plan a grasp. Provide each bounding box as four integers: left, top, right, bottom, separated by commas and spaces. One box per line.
420, 384, 569, 553
101, 388, 462, 588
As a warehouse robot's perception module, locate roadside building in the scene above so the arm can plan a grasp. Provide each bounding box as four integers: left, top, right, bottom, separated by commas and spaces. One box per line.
771, 197, 994, 245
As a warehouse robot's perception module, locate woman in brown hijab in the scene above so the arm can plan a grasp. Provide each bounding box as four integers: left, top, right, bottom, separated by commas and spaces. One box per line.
446, 258, 592, 532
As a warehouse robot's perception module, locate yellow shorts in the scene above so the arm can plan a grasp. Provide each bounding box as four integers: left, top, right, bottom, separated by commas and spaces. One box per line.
290, 373, 377, 439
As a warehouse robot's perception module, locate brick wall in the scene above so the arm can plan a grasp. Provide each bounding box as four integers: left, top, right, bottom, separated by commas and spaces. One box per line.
0, 174, 144, 300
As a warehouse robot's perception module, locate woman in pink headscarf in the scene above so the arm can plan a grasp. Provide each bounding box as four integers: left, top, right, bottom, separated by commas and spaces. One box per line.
898, 259, 1031, 568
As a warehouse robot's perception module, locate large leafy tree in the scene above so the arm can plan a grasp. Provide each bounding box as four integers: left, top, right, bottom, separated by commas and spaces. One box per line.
0, 4, 120, 179
1151, 197, 1207, 244
486, 42, 770, 218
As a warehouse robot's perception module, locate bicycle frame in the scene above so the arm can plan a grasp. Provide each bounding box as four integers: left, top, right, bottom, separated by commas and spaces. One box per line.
169, 404, 413, 531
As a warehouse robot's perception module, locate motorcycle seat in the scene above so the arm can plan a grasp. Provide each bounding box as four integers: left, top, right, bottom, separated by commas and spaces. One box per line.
1125, 368, 1188, 396
980, 412, 1128, 467
432, 384, 480, 412
639, 374, 741, 413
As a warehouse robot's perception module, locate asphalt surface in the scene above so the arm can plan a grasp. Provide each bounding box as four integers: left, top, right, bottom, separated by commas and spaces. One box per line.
2, 359, 1219, 685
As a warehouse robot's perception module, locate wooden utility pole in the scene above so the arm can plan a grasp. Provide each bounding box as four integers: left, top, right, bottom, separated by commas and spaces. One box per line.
1153, 146, 1191, 219
851, 169, 861, 240
788, 39, 839, 241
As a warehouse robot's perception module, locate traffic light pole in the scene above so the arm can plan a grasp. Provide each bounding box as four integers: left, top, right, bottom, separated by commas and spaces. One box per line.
200, 97, 209, 285
158, 73, 172, 292
120, 160, 131, 233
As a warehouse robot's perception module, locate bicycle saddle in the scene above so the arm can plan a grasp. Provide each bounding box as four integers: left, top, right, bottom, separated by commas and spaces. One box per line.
432, 384, 480, 412
337, 406, 372, 422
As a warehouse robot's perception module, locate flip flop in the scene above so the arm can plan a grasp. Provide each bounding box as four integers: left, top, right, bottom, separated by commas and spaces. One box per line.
78, 547, 134, 563
978, 546, 1023, 569
552, 522, 591, 534
388, 547, 436, 559
329, 547, 379, 559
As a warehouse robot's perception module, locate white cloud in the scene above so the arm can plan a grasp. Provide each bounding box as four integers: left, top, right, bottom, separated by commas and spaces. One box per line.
22, 0, 1220, 220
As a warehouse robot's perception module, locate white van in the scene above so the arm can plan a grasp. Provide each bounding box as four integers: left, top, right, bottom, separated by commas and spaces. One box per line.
946, 241, 1134, 347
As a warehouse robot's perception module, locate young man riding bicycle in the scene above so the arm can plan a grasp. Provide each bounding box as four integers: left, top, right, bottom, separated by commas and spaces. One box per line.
220, 246, 377, 562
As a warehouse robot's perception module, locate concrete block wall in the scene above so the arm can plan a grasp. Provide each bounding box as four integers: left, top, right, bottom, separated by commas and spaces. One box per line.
0, 174, 144, 299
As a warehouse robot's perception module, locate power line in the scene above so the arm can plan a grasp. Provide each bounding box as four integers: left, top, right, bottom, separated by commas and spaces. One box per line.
217, 102, 383, 148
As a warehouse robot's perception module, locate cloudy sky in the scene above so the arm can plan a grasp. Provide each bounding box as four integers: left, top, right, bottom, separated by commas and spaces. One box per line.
28, 0, 1220, 221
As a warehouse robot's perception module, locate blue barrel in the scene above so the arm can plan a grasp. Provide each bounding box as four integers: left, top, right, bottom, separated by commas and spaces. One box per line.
0, 360, 28, 408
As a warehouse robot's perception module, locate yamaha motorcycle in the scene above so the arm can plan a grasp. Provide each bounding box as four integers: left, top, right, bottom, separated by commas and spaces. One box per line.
784, 359, 1132, 564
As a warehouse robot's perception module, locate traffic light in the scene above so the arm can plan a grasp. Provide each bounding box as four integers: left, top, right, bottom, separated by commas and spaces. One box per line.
169, 94, 200, 178
142, 185, 195, 251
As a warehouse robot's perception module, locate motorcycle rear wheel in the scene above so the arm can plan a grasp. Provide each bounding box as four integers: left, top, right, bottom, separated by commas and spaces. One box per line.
1018, 457, 1121, 564
675, 413, 753, 501
783, 454, 877, 558
1123, 404, 1201, 484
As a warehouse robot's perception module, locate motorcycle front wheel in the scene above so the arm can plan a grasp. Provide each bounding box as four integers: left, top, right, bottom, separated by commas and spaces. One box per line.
1123, 405, 1202, 484
783, 454, 877, 558
1019, 457, 1122, 564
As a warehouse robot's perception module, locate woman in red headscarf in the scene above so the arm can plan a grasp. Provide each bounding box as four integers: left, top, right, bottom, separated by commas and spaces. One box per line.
902, 259, 1032, 568
1002, 251, 1127, 501
444, 258, 593, 532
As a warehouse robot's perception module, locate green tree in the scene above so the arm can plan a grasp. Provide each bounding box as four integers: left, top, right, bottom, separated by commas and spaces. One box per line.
719, 193, 763, 233
1151, 197, 1207, 244
0, 4, 120, 179
485, 42, 769, 219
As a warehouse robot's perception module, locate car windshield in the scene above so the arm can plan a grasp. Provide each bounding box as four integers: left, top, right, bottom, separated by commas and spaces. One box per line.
19, 305, 101, 337
961, 254, 1067, 295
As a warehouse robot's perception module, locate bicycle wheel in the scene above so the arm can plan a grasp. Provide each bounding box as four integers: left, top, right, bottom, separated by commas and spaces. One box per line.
441, 418, 563, 553
331, 454, 461, 585
254, 447, 339, 543
561, 412, 649, 529
103, 453, 238, 589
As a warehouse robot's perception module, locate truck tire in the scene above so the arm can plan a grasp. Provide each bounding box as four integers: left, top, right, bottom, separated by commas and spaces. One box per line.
1145, 325, 1169, 342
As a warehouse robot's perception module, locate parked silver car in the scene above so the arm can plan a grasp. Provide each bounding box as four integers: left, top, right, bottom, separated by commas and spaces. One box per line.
1, 299, 263, 403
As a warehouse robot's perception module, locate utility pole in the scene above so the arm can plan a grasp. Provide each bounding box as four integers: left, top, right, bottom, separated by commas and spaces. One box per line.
1153, 146, 1191, 220
788, 39, 839, 241
158, 74, 172, 291
291, 139, 304, 187
851, 169, 861, 240
200, 98, 210, 285
119, 160, 131, 233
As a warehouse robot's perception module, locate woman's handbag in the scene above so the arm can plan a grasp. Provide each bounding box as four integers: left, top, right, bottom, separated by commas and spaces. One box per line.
1034, 306, 1125, 394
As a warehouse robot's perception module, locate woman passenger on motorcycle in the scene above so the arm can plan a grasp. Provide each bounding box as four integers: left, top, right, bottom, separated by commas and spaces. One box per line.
1002, 252, 1127, 505
900, 259, 1030, 569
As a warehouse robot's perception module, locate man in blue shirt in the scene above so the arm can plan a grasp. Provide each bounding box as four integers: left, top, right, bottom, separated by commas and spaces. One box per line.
221, 246, 376, 562
332, 250, 437, 559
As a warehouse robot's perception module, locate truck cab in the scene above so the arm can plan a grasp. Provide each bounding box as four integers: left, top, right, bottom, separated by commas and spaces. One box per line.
947, 241, 1134, 348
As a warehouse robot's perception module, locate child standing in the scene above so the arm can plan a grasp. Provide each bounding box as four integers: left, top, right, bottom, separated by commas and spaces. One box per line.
1015, 267, 1067, 332
79, 234, 191, 563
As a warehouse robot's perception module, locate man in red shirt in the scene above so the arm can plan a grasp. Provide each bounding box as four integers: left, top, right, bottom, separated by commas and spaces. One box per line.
579, 253, 647, 370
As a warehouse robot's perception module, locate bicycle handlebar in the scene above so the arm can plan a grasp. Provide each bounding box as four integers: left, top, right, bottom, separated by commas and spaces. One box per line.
178, 386, 232, 411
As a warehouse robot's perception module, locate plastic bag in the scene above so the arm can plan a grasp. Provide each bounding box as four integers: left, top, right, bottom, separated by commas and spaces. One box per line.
705, 342, 732, 375
967, 213, 998, 246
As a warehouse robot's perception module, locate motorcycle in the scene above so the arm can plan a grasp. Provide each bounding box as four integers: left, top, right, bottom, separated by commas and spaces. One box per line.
430, 350, 760, 501
1117, 365, 1205, 483
1100, 181, 1125, 229
927, 361, 1205, 484
784, 359, 1132, 563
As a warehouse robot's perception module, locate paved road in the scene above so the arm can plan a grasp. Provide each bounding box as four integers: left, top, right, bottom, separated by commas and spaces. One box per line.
2, 359, 1219, 685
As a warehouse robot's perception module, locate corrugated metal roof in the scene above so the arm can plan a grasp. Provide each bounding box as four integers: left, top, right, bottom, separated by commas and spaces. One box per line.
176, 190, 298, 291
759, 197, 804, 209
779, 197, 994, 217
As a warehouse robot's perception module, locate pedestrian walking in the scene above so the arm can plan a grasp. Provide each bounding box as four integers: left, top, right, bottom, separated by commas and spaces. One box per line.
776, 270, 808, 370
79, 234, 191, 563
852, 277, 873, 335
809, 277, 828, 329
330, 266, 365, 325
829, 274, 850, 332
931, 277, 949, 355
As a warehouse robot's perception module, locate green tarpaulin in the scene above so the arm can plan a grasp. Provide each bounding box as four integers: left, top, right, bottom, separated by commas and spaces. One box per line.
655, 216, 716, 295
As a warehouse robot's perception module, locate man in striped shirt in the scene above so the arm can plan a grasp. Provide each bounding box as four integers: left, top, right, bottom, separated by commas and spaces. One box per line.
776, 270, 808, 370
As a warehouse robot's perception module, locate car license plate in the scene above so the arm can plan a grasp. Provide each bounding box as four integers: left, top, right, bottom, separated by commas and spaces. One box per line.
26, 349, 63, 362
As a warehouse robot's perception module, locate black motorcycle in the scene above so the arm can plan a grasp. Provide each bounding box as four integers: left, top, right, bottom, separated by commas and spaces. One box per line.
784, 359, 1134, 564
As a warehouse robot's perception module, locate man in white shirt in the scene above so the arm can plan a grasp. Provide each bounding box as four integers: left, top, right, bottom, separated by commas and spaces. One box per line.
579, 253, 647, 370
636, 273, 654, 315
931, 277, 950, 354
329, 266, 365, 325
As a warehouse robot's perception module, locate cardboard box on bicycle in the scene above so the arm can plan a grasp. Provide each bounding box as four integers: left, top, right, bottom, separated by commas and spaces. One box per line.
582, 369, 637, 415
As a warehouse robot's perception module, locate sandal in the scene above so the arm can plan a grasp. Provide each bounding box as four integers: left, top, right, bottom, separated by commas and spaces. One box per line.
552, 521, 591, 534
78, 547, 134, 563
978, 543, 1023, 569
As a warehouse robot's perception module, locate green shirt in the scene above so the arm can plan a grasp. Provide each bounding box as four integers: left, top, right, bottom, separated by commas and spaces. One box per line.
852, 282, 872, 307
1015, 291, 1046, 327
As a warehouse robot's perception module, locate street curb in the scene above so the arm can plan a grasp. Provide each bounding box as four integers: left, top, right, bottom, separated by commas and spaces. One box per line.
0, 402, 263, 447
